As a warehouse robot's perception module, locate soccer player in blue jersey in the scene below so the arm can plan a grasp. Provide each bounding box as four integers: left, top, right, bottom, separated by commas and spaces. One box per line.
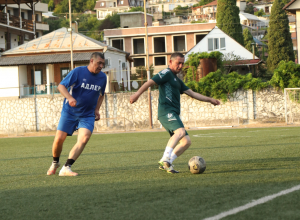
47, 52, 107, 176
130, 53, 220, 173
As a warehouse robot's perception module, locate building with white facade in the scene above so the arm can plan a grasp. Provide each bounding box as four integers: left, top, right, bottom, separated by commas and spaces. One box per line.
0, 27, 130, 98
94, 0, 144, 20
0, 0, 49, 52
185, 26, 261, 75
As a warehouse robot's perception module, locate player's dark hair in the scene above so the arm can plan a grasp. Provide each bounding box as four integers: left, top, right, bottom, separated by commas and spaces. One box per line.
90, 52, 105, 60
170, 52, 184, 60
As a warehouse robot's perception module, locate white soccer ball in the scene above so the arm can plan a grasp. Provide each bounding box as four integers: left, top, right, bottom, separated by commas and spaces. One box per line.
188, 156, 206, 174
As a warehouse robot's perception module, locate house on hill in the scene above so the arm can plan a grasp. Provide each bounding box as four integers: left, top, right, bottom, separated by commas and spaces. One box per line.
0, 27, 130, 98
185, 26, 261, 76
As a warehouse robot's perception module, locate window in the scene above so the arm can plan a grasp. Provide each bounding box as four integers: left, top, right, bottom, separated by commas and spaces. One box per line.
208, 38, 213, 51
133, 58, 145, 67
220, 38, 225, 50
61, 68, 70, 80
173, 35, 186, 52
265, 7, 269, 13
21, 12, 25, 19
153, 37, 166, 53
208, 38, 226, 51
154, 56, 166, 66
133, 38, 145, 54
101, 2, 104, 6
120, 0, 124, 4
112, 39, 124, 51
195, 34, 205, 44
31, 70, 43, 85
214, 38, 219, 50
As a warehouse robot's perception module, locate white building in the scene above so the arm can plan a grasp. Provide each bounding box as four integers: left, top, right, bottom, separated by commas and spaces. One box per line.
94, 0, 144, 20
0, 27, 130, 98
0, 1, 49, 52
185, 26, 261, 75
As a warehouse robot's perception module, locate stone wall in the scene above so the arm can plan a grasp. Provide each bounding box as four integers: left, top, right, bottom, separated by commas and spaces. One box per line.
0, 88, 294, 134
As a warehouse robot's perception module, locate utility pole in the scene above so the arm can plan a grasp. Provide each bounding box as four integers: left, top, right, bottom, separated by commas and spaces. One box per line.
144, 0, 153, 128
69, 0, 74, 70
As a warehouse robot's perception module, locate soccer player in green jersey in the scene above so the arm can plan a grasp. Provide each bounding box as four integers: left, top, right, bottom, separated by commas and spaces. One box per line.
130, 52, 220, 173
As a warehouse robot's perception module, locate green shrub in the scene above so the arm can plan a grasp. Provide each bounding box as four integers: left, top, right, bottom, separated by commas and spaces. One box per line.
186, 70, 269, 102
269, 60, 300, 90
184, 52, 223, 81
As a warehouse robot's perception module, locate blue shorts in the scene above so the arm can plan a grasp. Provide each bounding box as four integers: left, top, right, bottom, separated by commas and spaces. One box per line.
158, 113, 188, 137
57, 111, 95, 136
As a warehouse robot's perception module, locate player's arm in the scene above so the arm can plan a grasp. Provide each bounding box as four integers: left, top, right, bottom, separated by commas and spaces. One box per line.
57, 84, 77, 107
184, 89, 220, 106
95, 94, 105, 121
130, 79, 156, 104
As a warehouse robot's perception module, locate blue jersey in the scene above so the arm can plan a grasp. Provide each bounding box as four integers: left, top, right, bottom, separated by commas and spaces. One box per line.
60, 66, 107, 117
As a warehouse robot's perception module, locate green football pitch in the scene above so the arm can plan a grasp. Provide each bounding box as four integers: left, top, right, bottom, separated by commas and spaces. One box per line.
0, 127, 300, 220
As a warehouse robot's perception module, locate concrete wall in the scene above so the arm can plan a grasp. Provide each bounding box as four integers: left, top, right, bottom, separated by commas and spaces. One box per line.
0, 88, 294, 134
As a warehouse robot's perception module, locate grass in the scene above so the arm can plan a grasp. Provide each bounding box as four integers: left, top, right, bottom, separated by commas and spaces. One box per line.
0, 127, 300, 220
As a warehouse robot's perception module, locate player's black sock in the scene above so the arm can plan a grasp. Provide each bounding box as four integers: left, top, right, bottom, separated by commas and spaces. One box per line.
65, 159, 75, 167
53, 157, 59, 163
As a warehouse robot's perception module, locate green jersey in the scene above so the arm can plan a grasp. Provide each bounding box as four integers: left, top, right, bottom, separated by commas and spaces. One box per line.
152, 68, 189, 117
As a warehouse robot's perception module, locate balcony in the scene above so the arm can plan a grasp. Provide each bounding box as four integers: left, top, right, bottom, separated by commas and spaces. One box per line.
6, 2, 48, 13
36, 22, 49, 31
0, 11, 34, 32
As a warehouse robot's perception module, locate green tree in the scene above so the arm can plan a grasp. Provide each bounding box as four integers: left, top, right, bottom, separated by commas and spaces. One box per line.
48, 0, 54, 11
173, 5, 191, 16
128, 7, 144, 12
243, 28, 259, 57
269, 61, 300, 90
86, 0, 96, 10
53, 0, 69, 14
193, 0, 214, 7
216, 0, 244, 46
254, 9, 266, 17
244, 4, 254, 14
267, 0, 295, 71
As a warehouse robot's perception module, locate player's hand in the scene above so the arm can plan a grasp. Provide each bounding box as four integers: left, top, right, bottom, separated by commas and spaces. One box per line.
130, 93, 139, 104
95, 110, 100, 121
68, 97, 77, 107
210, 98, 220, 106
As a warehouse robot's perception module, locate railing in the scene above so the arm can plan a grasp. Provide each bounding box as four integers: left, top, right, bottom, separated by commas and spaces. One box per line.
0, 12, 34, 32
20, 85, 59, 97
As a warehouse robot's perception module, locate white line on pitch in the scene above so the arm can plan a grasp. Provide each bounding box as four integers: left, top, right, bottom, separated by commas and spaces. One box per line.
203, 184, 300, 220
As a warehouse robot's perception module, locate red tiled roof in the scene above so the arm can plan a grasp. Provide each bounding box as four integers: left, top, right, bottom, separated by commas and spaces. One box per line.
203, 0, 217, 7
224, 59, 262, 66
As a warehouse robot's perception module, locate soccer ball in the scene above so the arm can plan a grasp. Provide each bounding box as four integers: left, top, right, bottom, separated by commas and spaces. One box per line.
188, 156, 206, 174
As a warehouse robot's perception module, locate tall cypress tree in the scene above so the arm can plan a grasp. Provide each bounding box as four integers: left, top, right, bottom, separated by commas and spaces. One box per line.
267, 0, 295, 71
243, 28, 259, 57
217, 0, 244, 46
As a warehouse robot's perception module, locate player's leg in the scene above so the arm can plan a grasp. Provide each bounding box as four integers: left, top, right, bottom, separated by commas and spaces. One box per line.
47, 130, 68, 175
47, 111, 76, 176
171, 134, 191, 163
59, 116, 94, 176
158, 113, 186, 173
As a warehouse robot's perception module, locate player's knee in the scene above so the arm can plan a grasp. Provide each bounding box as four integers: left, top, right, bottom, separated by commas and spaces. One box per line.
80, 135, 90, 145
54, 136, 65, 145
175, 128, 186, 139
182, 137, 191, 147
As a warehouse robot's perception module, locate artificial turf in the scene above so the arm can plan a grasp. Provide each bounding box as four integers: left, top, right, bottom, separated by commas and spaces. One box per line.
0, 127, 299, 220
